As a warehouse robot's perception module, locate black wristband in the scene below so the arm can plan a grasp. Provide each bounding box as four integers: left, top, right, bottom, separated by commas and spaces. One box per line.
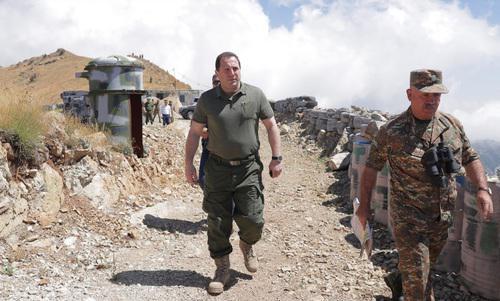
478, 187, 492, 196
272, 155, 282, 162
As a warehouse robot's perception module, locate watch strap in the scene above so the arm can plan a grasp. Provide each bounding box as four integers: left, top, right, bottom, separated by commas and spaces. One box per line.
478, 187, 492, 195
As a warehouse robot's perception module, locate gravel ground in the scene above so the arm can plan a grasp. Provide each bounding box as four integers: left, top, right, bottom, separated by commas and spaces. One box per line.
0, 118, 492, 301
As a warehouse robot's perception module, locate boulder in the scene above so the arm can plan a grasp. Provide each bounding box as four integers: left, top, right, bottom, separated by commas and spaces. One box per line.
79, 173, 120, 212
327, 152, 351, 171
0, 193, 28, 238
62, 156, 100, 193
280, 124, 291, 135
31, 163, 64, 226
333, 128, 350, 154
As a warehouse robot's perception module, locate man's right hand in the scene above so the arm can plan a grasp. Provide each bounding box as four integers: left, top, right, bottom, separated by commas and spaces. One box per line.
185, 164, 198, 185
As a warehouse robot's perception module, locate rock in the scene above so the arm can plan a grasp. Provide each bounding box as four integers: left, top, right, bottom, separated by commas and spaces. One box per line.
0, 144, 12, 180
63, 156, 100, 193
63, 236, 77, 247
64, 149, 93, 164
24, 235, 39, 242
0, 198, 10, 215
280, 124, 291, 135
333, 128, 350, 154
0, 175, 8, 195
27, 237, 54, 249
46, 138, 65, 158
352, 116, 372, 129
79, 173, 120, 211
0, 195, 28, 238
2, 143, 15, 161
327, 152, 350, 171
127, 229, 140, 239
370, 112, 387, 122
31, 163, 64, 226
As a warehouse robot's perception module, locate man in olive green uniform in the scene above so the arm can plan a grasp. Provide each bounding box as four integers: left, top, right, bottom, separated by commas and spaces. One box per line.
357, 69, 494, 301
144, 96, 154, 125
184, 51, 282, 295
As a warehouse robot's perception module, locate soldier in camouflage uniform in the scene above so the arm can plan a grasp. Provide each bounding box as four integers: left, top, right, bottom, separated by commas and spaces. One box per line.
356, 69, 494, 301
144, 97, 154, 125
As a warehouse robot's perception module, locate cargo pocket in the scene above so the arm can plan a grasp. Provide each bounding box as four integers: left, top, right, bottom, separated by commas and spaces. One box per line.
202, 191, 234, 216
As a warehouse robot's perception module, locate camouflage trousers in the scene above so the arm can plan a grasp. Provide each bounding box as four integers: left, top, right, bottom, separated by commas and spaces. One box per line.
144, 111, 153, 124
393, 217, 448, 301
202, 154, 265, 259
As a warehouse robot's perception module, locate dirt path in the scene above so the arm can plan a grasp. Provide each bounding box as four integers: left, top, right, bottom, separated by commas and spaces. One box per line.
1, 119, 391, 300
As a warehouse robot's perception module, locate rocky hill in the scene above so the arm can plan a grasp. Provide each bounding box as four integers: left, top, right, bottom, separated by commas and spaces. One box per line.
0, 48, 190, 105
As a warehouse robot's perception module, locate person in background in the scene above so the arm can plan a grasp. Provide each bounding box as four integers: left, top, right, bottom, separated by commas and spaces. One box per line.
198, 74, 220, 187
160, 99, 172, 126
144, 96, 154, 125
153, 97, 161, 124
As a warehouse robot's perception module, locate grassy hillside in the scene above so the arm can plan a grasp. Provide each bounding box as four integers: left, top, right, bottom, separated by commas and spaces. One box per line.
0, 48, 190, 105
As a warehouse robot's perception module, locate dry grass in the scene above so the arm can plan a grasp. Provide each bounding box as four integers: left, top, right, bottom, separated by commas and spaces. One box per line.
0, 90, 47, 164
63, 115, 111, 149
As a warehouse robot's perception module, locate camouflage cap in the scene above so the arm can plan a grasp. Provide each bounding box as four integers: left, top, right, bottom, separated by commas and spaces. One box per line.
410, 69, 448, 94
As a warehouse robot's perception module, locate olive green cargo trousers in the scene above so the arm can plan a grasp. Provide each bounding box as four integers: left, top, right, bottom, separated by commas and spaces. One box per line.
203, 154, 265, 259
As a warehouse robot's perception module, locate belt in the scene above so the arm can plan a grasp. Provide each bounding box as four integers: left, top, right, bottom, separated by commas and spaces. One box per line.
209, 153, 257, 166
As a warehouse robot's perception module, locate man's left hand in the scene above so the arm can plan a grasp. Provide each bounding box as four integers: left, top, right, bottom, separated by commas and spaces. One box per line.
201, 128, 208, 139
477, 191, 494, 220
269, 160, 283, 178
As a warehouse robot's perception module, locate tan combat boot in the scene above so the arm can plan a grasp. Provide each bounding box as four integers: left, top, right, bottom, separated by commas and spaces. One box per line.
207, 255, 230, 295
239, 240, 258, 273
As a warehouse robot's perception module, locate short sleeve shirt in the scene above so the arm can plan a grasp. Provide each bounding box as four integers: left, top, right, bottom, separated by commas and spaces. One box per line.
366, 107, 479, 223
192, 82, 274, 159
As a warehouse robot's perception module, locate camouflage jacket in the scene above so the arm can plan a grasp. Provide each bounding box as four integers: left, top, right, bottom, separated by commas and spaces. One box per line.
366, 107, 479, 224
144, 100, 154, 112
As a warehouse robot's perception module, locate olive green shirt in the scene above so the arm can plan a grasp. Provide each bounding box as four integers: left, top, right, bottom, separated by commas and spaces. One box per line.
192, 82, 274, 159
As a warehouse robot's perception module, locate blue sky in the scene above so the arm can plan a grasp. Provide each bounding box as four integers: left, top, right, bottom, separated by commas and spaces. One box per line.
1, 0, 500, 140
260, 0, 500, 29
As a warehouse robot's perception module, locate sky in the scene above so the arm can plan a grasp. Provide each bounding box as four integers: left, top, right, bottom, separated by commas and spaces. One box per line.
0, 0, 499, 141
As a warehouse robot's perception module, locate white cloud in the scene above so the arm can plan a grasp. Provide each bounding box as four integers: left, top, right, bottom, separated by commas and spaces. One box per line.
269, 0, 302, 7
0, 0, 499, 141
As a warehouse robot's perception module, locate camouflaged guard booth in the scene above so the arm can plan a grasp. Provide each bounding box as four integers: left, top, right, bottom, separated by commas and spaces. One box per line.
76, 55, 146, 157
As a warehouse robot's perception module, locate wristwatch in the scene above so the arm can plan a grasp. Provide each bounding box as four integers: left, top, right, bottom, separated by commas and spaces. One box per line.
271, 155, 282, 162
477, 186, 492, 196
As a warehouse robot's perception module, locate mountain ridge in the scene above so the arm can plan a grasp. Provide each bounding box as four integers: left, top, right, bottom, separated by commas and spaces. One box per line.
472, 139, 500, 176
0, 48, 190, 105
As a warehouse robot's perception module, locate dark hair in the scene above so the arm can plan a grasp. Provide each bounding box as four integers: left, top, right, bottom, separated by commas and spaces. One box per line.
215, 51, 241, 70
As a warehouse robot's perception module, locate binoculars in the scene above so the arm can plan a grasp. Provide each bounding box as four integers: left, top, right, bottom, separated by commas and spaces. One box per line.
421, 142, 461, 188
